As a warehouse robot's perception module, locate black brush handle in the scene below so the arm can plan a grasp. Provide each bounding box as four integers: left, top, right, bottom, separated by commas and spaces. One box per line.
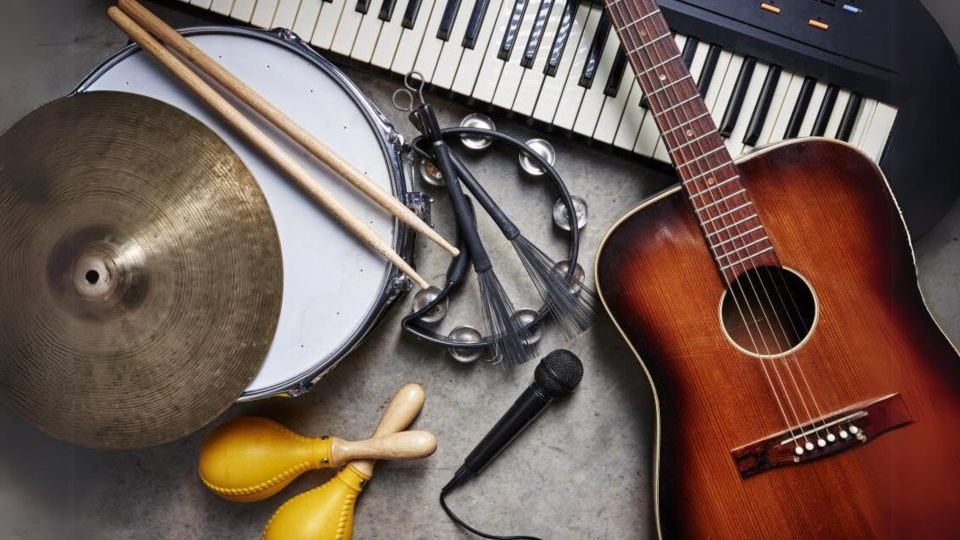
446, 197, 475, 286
413, 104, 493, 273
448, 152, 521, 241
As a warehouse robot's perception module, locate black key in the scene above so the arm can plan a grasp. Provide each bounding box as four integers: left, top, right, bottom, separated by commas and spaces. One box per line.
718, 57, 757, 138
640, 36, 694, 108
498, 0, 531, 61
356, 0, 373, 14
697, 44, 722, 96
579, 11, 611, 89
812, 84, 840, 136
462, 0, 492, 48
437, 0, 464, 40
743, 65, 781, 146
401, 0, 424, 29
604, 47, 628, 97
521, 0, 555, 68
544, 0, 579, 76
836, 93, 863, 141
783, 76, 817, 139
323, 0, 333, 3
379, 0, 399, 21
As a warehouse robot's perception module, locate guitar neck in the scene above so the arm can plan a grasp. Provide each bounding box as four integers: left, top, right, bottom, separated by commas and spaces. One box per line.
603, 0, 779, 278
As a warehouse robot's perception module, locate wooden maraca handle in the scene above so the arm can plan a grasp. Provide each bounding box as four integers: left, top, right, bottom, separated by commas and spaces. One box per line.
330, 431, 436, 466
351, 383, 426, 476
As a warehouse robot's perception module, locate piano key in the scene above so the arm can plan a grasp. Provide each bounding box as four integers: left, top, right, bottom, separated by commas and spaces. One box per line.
743, 65, 782, 146
352, 2, 389, 61
707, 54, 745, 126
701, 49, 732, 112
851, 98, 878, 147
573, 28, 620, 136
452, 0, 507, 93
544, 0, 579, 77
531, 1, 591, 122
521, 0, 555, 68
595, 60, 636, 144
836, 93, 863, 142
379, 0, 399, 20
681, 37, 699, 67
552, 5, 603, 129
822, 89, 851, 139
499, 0, 532, 61
603, 48, 628, 98
470, 0, 517, 101
724, 62, 769, 156
462, 0, 492, 48
697, 44, 722, 96
312, 0, 349, 49
796, 81, 828, 137
402, 0, 425, 28
231, 0, 258, 22
392, 0, 438, 72
433, 0, 478, 88
411, 0, 451, 80
512, 0, 565, 114
811, 84, 840, 137
492, 0, 543, 107
332, 0, 372, 54
860, 103, 898, 162
579, 10, 611, 89
783, 76, 817, 139
251, 0, 281, 27
639, 34, 687, 159
210, 0, 235, 16
371, 0, 410, 67
293, 0, 324, 38
191, 0, 215, 11
613, 80, 647, 150
718, 57, 756, 138
356, 0, 374, 15
272, 0, 303, 27
766, 73, 804, 145
438, 0, 464, 39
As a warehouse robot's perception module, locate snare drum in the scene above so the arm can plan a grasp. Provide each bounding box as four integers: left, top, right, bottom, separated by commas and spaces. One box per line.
76, 27, 419, 400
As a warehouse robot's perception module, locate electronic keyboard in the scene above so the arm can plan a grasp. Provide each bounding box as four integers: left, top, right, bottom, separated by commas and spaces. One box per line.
162, 0, 960, 235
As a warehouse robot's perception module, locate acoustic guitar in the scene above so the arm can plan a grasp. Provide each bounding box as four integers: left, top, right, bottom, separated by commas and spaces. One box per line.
594, 1, 960, 538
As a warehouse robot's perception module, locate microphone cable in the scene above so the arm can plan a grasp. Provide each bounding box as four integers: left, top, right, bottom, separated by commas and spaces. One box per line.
439, 488, 543, 540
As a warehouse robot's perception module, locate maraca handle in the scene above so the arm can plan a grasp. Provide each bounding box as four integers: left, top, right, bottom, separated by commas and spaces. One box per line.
352, 383, 426, 476
331, 431, 438, 466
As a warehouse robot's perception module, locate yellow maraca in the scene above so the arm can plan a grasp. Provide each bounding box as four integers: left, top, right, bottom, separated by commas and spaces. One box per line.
199, 386, 435, 503
262, 383, 429, 540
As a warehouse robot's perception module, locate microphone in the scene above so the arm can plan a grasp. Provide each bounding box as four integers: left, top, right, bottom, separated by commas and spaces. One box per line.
443, 349, 584, 493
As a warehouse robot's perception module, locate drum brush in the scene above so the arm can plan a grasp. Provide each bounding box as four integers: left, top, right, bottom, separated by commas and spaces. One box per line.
198, 417, 437, 502
261, 383, 431, 540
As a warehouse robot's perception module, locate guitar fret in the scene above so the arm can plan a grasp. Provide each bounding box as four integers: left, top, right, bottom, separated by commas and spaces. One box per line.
696, 189, 746, 211
654, 94, 699, 117
628, 32, 673, 54
646, 74, 694, 97
684, 161, 732, 183
715, 236, 769, 259
702, 203, 753, 225
621, 8, 662, 29
707, 213, 759, 237
663, 111, 711, 135
673, 130, 713, 152
719, 246, 774, 270
710, 225, 765, 249
639, 53, 683, 76
678, 146, 725, 168
690, 175, 740, 199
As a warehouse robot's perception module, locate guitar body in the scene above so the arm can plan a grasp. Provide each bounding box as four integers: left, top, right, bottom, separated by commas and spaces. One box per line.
596, 138, 960, 539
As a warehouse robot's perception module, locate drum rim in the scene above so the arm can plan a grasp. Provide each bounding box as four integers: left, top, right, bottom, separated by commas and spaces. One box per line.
74, 25, 413, 401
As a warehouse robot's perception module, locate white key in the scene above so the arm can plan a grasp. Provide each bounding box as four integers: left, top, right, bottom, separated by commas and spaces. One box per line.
725, 62, 769, 157
433, 0, 478, 88
531, 2, 590, 123
251, 0, 281, 27
709, 54, 744, 125
797, 81, 828, 137
352, 2, 388, 62
573, 30, 620, 136
231, 0, 258, 22
702, 50, 732, 112
552, 8, 606, 129
331, 1, 366, 54
613, 80, 646, 150
470, 0, 518, 102
635, 34, 688, 159
512, 0, 565, 115
191, 0, 215, 10
767, 73, 804, 145
451, 0, 508, 95
851, 98, 878, 148
272, 0, 303, 27
823, 89, 851, 139
492, 0, 545, 108
392, 0, 438, 74
594, 60, 636, 144
210, 0, 236, 15
312, 0, 349, 49
292, 0, 324, 40
371, 0, 411, 68
653, 36, 703, 162
860, 103, 898, 162
755, 69, 793, 147
412, 0, 451, 80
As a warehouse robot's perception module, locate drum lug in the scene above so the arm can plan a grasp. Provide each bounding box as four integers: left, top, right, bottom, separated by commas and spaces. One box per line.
404, 192, 433, 227
285, 380, 314, 398
269, 27, 300, 45
388, 276, 413, 300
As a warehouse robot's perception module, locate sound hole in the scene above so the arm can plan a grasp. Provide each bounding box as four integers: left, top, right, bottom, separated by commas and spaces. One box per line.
719, 266, 817, 358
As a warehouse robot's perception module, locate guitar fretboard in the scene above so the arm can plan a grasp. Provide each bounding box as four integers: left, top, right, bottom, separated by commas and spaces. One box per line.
603, 0, 778, 278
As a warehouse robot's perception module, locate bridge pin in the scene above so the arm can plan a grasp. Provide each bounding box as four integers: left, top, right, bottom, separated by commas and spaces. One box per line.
840, 430, 849, 439
827, 433, 837, 443
817, 438, 827, 448
795, 446, 804, 456
849, 425, 860, 435
804, 442, 815, 451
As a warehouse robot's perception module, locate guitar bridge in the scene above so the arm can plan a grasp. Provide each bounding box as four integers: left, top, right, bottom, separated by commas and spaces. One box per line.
731, 393, 913, 479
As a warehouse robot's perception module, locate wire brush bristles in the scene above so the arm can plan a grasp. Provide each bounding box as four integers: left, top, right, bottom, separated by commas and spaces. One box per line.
477, 269, 538, 367
513, 235, 599, 339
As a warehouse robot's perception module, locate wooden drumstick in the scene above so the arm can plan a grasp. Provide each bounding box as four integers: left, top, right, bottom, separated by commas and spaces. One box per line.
107, 7, 431, 289
116, 0, 459, 258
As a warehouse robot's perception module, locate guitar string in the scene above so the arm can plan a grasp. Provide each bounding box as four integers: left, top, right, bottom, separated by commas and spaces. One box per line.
622, 0, 834, 442
607, 0, 810, 443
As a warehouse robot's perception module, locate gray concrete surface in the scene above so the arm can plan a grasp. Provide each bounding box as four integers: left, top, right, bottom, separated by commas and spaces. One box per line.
1, 1, 959, 539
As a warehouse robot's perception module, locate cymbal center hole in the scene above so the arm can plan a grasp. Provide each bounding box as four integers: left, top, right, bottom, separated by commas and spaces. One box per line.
85, 270, 100, 284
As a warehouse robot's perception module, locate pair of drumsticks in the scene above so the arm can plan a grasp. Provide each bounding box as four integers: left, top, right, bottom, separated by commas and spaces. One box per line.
107, 0, 457, 289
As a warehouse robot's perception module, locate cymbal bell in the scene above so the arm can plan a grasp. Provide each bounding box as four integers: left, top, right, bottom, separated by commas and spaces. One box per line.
0, 91, 283, 449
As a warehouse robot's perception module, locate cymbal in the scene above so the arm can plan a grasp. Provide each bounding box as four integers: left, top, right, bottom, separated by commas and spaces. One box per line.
0, 92, 283, 449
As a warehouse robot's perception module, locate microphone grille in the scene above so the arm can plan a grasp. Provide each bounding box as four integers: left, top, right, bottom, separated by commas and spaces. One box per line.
535, 349, 584, 398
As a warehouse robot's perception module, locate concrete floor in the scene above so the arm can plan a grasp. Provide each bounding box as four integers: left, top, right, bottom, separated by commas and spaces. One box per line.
1, 1, 959, 539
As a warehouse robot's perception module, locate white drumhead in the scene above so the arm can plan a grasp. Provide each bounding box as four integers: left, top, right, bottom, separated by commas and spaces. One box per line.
80, 29, 399, 397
